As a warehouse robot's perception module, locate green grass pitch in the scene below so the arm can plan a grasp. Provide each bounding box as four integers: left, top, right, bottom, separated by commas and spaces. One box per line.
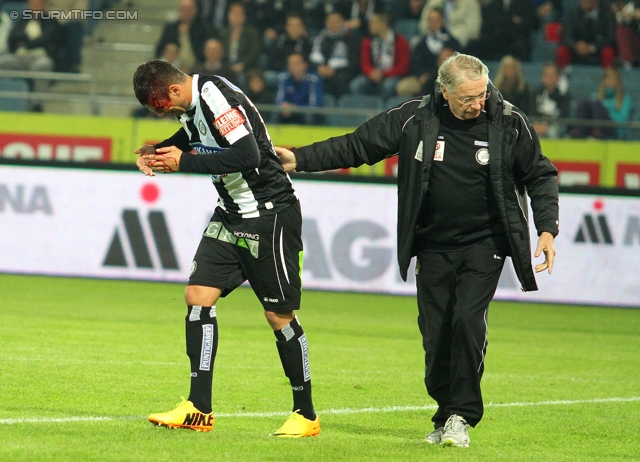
1, 273, 639, 461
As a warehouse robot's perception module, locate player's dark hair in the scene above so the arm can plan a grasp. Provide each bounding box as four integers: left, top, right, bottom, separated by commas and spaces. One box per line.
132, 59, 188, 108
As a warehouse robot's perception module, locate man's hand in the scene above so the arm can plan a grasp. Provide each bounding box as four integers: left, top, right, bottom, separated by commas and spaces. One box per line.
134, 144, 156, 176
274, 146, 297, 172
534, 231, 556, 274
142, 146, 183, 173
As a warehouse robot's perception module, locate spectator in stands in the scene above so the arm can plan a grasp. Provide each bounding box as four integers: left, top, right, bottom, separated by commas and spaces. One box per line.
493, 55, 532, 113
396, 7, 459, 96
419, 0, 481, 49
334, 0, 387, 37
160, 42, 184, 71
531, 62, 572, 138
388, 0, 428, 21
293, 0, 328, 35
219, 2, 261, 85
245, 68, 276, 105
0, 0, 59, 73
349, 12, 411, 98
244, 68, 276, 104
0, 8, 11, 58
612, 0, 640, 68
570, 66, 633, 139
155, 0, 214, 74
556, 0, 616, 69
534, 0, 563, 22
200, 0, 231, 29
47, 0, 87, 72
466, 0, 539, 62
267, 14, 312, 77
275, 53, 324, 125
191, 38, 238, 83
309, 10, 361, 97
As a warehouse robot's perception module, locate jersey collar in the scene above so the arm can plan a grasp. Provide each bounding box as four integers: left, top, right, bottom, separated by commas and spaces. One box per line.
188, 74, 199, 111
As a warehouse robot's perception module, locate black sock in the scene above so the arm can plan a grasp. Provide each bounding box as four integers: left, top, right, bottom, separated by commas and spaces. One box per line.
185, 305, 218, 414
274, 316, 316, 420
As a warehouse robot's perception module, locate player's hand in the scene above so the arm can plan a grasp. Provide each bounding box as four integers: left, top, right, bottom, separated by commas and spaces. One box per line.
135, 144, 156, 176
274, 146, 297, 172
534, 231, 556, 274
142, 146, 183, 173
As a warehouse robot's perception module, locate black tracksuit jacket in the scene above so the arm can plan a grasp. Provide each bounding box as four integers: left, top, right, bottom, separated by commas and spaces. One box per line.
292, 83, 559, 291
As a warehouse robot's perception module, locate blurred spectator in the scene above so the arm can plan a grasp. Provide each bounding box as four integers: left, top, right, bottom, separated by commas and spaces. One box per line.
334, 0, 387, 37
349, 12, 410, 98
155, 0, 214, 73
534, 0, 563, 22
0, 0, 59, 72
292, 0, 327, 35
252, 0, 286, 41
275, 52, 324, 124
0, 9, 11, 57
493, 55, 532, 113
467, 0, 539, 61
200, 0, 231, 29
47, 0, 87, 72
267, 13, 312, 75
531, 62, 571, 138
556, 0, 616, 69
388, 0, 428, 20
191, 38, 238, 82
160, 42, 183, 70
396, 7, 459, 96
219, 2, 261, 85
419, 0, 481, 49
612, 0, 640, 67
245, 68, 276, 104
570, 66, 632, 139
309, 10, 361, 97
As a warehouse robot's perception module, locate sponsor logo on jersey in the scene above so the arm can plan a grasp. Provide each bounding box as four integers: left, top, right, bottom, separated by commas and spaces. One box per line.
263, 297, 279, 303
475, 148, 490, 165
434, 141, 445, 161
190, 143, 226, 155
474, 140, 489, 147
200, 324, 215, 371
214, 108, 246, 137
233, 231, 259, 240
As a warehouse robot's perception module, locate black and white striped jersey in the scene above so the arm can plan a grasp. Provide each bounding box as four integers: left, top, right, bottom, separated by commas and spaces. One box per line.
157, 74, 297, 218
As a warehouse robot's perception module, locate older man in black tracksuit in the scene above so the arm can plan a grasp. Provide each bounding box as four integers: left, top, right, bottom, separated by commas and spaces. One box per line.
276, 53, 559, 448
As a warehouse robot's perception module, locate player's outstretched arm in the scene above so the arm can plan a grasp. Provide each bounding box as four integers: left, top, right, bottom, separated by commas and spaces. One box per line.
275, 146, 297, 172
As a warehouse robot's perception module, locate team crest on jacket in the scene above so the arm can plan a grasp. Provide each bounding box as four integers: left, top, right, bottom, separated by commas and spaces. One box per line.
475, 148, 490, 165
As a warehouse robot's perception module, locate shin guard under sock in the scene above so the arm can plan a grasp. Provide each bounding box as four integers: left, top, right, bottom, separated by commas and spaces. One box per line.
274, 316, 315, 420
186, 305, 218, 414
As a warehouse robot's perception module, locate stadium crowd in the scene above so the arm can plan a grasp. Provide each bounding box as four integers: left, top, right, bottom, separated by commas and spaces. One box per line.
0, 0, 639, 137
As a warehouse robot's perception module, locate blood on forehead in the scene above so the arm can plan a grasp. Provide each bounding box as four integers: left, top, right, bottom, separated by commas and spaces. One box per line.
145, 73, 172, 110
147, 94, 172, 111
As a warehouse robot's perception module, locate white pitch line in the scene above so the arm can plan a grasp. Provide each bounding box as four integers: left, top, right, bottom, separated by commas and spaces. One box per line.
1, 397, 639, 425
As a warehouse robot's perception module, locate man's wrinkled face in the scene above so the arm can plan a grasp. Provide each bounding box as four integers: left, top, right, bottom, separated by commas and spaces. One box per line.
441, 77, 488, 120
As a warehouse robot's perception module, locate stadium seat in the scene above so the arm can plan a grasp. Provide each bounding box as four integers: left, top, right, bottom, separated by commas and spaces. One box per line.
330, 94, 385, 127
566, 65, 602, 101
323, 93, 336, 108
0, 78, 29, 112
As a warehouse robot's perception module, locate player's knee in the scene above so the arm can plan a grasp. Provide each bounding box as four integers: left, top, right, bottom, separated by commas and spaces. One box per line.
264, 310, 295, 330
184, 285, 222, 306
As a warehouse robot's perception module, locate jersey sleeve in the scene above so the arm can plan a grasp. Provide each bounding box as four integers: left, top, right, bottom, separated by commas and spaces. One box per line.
200, 80, 251, 145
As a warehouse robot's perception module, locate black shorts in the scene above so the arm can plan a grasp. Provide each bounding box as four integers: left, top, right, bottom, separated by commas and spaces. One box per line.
189, 201, 303, 312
